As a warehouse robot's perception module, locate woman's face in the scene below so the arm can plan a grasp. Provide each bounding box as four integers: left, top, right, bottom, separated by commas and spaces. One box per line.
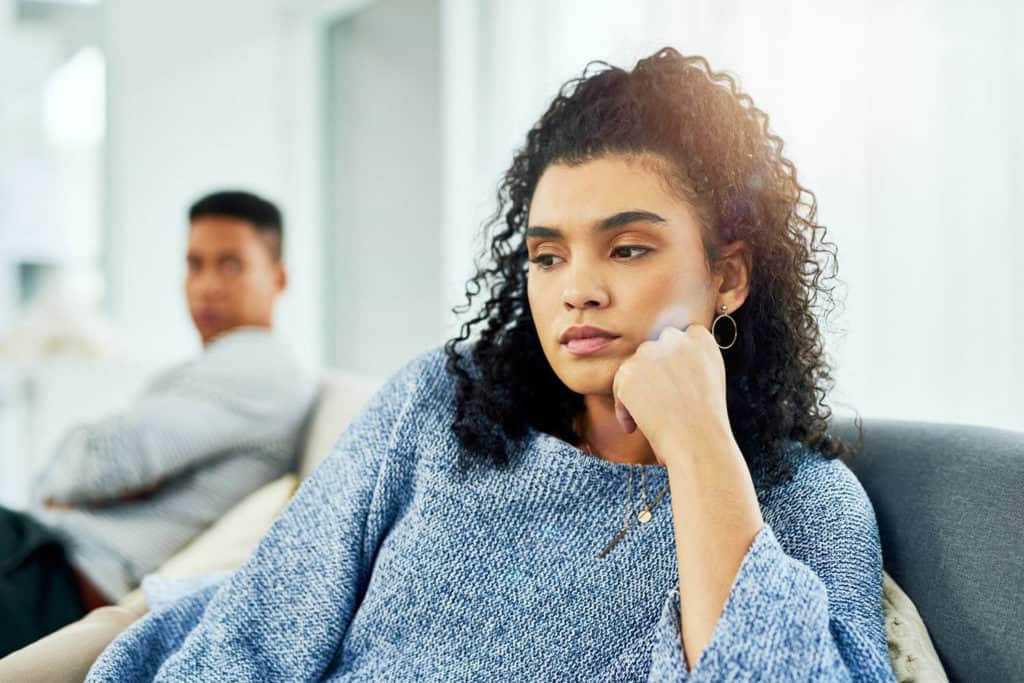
526, 153, 741, 397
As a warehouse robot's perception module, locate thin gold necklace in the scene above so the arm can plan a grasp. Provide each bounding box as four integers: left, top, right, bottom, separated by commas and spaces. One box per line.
574, 417, 671, 558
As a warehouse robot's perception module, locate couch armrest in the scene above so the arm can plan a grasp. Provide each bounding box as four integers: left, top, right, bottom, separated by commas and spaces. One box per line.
0, 605, 141, 683
0, 474, 298, 682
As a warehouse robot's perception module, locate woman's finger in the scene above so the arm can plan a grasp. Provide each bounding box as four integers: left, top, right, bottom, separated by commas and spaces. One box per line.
614, 396, 637, 434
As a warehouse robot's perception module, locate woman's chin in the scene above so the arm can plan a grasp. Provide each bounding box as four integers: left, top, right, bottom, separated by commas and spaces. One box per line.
554, 365, 619, 397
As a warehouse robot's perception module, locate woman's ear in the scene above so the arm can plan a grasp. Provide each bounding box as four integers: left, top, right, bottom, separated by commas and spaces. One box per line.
713, 240, 752, 310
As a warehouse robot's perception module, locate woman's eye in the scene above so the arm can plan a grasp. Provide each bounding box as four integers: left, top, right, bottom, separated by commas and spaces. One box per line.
611, 246, 652, 259
529, 254, 563, 269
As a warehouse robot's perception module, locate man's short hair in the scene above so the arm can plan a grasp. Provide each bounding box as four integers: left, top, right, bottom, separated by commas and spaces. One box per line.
188, 190, 284, 261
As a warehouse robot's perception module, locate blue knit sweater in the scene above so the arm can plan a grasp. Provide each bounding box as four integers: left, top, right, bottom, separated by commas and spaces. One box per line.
87, 347, 897, 682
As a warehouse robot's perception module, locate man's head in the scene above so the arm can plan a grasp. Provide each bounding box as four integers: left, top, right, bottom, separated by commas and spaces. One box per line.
185, 190, 287, 345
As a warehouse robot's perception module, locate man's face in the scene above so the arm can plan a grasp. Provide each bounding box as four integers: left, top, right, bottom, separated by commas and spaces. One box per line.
185, 217, 285, 345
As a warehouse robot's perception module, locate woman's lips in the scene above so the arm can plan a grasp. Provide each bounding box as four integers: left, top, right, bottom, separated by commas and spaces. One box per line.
564, 336, 619, 355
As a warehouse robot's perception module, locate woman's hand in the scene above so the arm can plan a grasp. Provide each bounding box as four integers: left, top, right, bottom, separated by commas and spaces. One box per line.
611, 324, 733, 468
619, 326, 763, 674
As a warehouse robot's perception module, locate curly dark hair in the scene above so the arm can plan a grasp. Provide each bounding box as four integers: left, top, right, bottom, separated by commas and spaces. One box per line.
444, 47, 862, 484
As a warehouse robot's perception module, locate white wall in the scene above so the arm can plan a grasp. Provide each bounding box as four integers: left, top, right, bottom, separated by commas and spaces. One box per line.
439, 0, 1024, 432
0, 2, 101, 327
326, 0, 444, 377
100, 0, 1023, 430
103, 0, 325, 370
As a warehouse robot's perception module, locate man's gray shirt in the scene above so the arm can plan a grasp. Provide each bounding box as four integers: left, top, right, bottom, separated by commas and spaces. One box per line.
29, 328, 317, 599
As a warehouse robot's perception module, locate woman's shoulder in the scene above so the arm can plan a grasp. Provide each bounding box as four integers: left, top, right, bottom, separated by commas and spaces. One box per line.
386, 344, 457, 406
756, 439, 877, 535
367, 345, 460, 434
306, 346, 458, 485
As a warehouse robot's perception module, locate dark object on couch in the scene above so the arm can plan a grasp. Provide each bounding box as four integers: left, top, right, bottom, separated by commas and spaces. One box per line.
833, 417, 1024, 682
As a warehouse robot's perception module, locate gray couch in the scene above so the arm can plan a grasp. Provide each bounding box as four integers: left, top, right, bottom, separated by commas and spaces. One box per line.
833, 417, 1024, 682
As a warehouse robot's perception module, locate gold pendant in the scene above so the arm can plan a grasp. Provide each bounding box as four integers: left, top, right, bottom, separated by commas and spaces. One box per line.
637, 508, 652, 524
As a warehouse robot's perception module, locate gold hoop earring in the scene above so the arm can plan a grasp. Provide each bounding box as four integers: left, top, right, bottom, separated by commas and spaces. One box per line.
712, 304, 738, 350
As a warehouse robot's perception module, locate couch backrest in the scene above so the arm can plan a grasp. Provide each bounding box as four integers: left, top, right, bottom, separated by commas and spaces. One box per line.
298, 369, 384, 480
834, 417, 1024, 682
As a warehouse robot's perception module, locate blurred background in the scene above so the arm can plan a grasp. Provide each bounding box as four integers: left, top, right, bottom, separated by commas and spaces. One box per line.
0, 0, 1021, 505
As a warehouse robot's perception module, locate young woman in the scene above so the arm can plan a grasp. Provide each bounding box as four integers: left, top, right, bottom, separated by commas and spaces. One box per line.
87, 48, 895, 681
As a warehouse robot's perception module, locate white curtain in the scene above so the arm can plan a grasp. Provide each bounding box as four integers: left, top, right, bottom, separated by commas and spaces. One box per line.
441, 0, 1024, 432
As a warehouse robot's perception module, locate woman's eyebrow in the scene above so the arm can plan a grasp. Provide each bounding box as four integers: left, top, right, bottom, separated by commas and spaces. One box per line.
599, 209, 667, 230
525, 226, 562, 239
526, 209, 667, 239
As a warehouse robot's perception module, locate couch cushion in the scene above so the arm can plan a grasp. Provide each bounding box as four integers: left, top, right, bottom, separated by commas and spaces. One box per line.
834, 417, 1024, 681
883, 570, 947, 681
298, 369, 383, 480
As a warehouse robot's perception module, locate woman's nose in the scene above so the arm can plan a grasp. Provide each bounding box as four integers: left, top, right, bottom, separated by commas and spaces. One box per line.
562, 266, 609, 310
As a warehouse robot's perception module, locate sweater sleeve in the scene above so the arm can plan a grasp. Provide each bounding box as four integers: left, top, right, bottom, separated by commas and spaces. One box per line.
647, 456, 897, 682
84, 352, 425, 683
32, 332, 314, 505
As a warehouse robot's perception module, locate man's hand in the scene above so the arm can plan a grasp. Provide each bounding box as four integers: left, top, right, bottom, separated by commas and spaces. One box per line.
116, 481, 163, 503
43, 481, 162, 510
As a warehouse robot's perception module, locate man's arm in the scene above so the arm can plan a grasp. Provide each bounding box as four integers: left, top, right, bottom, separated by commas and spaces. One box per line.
32, 335, 314, 506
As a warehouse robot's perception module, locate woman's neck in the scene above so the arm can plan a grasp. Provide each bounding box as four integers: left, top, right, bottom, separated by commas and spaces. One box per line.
575, 395, 662, 466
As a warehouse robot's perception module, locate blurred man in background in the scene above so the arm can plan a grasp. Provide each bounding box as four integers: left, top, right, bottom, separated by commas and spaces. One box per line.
0, 190, 317, 655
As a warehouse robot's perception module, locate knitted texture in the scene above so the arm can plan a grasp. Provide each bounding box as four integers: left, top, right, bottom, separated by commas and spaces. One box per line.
87, 347, 897, 681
